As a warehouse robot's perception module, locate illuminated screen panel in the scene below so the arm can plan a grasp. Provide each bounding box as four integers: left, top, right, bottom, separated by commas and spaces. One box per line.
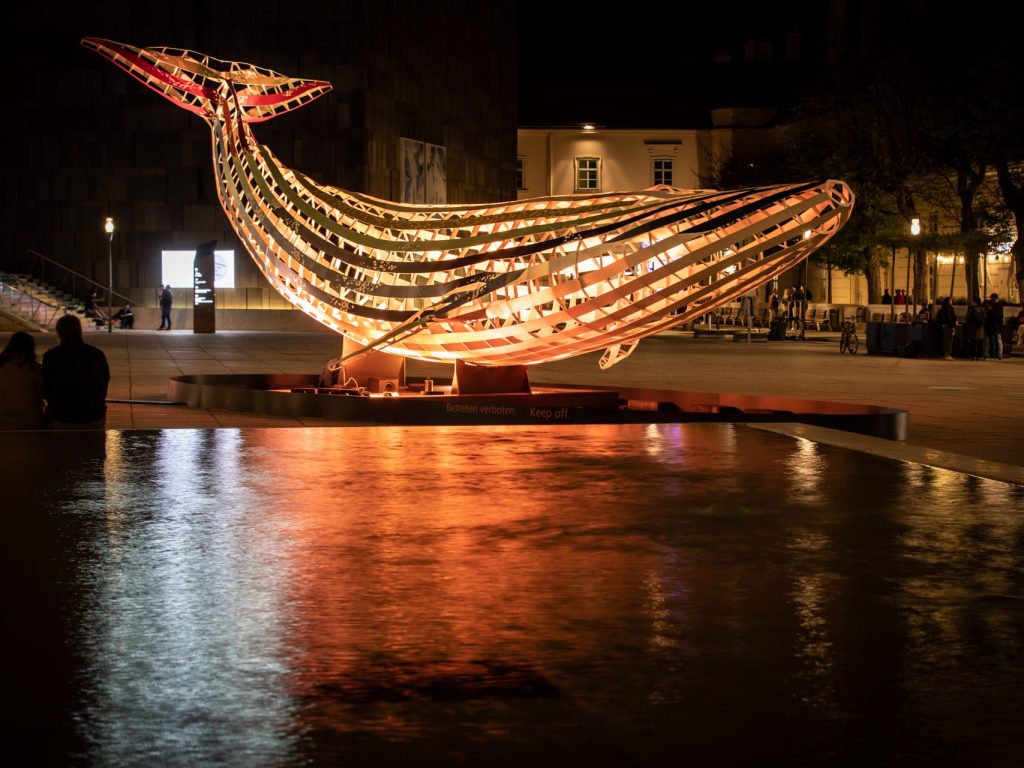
162, 250, 235, 288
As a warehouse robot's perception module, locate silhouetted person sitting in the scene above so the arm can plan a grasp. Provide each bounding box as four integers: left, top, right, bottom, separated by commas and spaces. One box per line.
0, 331, 45, 429
43, 314, 110, 429
84, 291, 108, 326
114, 304, 135, 329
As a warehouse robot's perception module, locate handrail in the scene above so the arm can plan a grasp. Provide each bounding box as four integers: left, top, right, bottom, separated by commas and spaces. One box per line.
0, 303, 48, 333
1, 273, 67, 309
24, 248, 133, 306
0, 275, 72, 330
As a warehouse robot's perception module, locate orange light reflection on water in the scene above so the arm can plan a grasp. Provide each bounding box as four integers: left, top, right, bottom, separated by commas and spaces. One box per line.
230, 424, 738, 734
9, 423, 1024, 764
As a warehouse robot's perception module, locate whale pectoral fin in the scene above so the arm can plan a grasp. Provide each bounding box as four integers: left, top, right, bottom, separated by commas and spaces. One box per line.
599, 341, 639, 370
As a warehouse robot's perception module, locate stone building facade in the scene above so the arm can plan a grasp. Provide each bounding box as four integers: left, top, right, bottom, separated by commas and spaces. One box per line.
1, 1, 516, 307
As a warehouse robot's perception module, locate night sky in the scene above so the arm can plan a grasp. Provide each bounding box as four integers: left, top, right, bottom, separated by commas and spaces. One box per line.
9, 2, 1016, 129
516, 1, 830, 127
515, 1, 1023, 129
5, 2, 1021, 144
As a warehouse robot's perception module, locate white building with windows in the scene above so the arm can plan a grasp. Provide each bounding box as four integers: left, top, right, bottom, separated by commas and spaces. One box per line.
517, 124, 1020, 306
516, 127, 710, 198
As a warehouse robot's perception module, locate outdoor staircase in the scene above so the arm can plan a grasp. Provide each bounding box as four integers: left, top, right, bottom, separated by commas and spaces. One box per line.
0, 272, 97, 331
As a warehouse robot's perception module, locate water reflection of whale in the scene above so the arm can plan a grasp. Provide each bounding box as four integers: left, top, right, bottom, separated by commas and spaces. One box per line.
84, 38, 854, 370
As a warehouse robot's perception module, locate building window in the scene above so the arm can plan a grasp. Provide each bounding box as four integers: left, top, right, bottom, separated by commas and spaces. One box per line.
575, 157, 600, 191
653, 158, 673, 186
516, 156, 525, 190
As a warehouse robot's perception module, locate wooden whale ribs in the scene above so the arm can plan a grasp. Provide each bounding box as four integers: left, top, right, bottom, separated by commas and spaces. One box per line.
84, 38, 854, 371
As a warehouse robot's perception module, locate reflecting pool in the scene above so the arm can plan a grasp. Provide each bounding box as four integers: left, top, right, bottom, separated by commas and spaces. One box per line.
8, 424, 1024, 766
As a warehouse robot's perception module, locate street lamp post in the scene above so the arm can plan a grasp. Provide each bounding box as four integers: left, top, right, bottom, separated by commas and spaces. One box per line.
890, 244, 896, 321
950, 253, 958, 300
104, 217, 115, 333
909, 218, 920, 321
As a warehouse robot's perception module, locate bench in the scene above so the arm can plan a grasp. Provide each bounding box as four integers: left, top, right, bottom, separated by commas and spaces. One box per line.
805, 305, 831, 330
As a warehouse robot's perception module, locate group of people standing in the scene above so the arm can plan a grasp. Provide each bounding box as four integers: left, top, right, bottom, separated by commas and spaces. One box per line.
881, 289, 911, 305
767, 285, 813, 322
766, 285, 814, 341
0, 316, 109, 429
936, 292, 1015, 361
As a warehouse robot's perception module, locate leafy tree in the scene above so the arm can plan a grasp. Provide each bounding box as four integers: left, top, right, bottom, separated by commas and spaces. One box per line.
782, 3, 1023, 305
782, 56, 931, 303
979, 8, 1024, 302
995, 161, 1024, 302
916, 4, 1023, 303
699, 3, 1024, 305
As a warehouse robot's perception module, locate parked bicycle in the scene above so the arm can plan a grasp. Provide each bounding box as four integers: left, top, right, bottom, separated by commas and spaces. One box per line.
839, 320, 858, 354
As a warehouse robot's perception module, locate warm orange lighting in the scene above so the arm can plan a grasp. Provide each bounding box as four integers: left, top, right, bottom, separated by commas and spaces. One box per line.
86, 38, 854, 370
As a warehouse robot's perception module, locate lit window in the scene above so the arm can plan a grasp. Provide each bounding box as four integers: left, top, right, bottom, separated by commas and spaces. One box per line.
575, 157, 599, 191
653, 158, 673, 186
516, 156, 525, 190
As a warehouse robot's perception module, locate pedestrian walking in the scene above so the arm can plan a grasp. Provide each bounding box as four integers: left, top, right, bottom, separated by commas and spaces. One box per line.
158, 285, 173, 330
937, 297, 957, 360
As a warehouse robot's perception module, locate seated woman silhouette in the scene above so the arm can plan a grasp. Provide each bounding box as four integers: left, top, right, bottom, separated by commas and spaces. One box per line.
0, 331, 46, 429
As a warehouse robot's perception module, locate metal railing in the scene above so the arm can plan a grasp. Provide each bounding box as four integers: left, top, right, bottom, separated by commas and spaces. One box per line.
0, 273, 73, 329
21, 249, 132, 307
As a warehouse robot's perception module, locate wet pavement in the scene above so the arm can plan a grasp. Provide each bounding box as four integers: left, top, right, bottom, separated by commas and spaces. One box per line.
11, 328, 1021, 480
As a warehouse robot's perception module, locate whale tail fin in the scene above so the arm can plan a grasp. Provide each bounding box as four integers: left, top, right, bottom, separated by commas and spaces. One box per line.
82, 38, 331, 123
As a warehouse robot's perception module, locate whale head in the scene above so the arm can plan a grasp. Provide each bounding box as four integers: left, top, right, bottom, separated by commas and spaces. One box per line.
82, 37, 332, 123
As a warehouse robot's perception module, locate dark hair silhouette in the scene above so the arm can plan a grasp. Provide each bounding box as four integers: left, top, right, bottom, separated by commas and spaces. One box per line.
0, 331, 37, 366
55, 314, 83, 341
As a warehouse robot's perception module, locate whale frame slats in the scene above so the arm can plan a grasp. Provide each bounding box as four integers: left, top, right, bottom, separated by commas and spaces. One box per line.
84, 38, 854, 368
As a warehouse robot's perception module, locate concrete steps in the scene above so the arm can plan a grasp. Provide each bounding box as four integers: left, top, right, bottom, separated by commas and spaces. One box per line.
0, 272, 95, 330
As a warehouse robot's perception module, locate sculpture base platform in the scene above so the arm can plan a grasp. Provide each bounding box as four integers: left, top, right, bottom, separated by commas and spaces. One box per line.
168, 374, 908, 441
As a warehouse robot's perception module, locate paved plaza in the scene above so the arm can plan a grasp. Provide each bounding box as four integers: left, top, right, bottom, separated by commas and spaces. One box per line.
7, 327, 1023, 485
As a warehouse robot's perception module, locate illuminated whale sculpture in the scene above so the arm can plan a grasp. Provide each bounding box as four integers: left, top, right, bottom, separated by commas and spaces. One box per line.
84, 38, 853, 370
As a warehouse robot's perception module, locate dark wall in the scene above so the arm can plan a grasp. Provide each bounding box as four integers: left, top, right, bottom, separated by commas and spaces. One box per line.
0, 0, 516, 294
